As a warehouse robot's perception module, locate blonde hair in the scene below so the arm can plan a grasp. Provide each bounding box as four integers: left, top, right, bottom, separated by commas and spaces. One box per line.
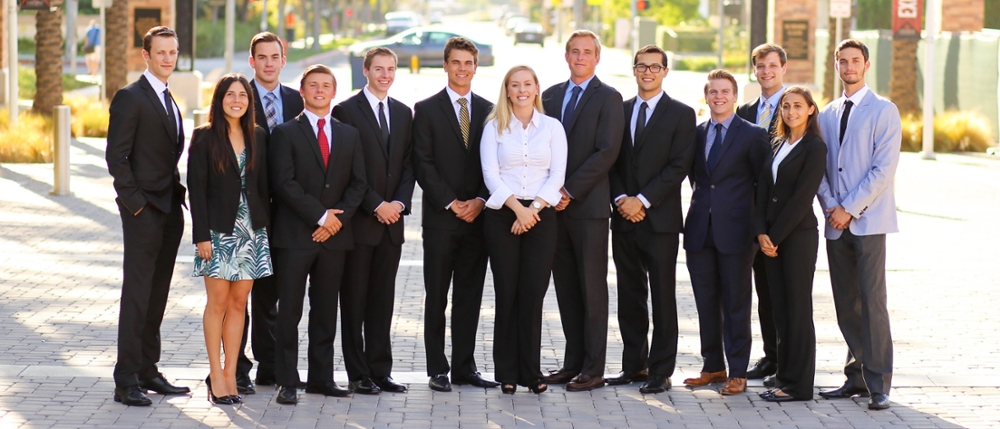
487, 65, 545, 135
565, 29, 602, 57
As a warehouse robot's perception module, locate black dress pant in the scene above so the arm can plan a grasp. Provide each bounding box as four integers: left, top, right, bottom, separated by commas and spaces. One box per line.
341, 231, 402, 381
612, 226, 679, 378
114, 201, 183, 388
763, 228, 818, 399
752, 249, 778, 363
685, 223, 755, 378
422, 225, 489, 378
272, 247, 345, 387
551, 214, 609, 377
485, 203, 557, 386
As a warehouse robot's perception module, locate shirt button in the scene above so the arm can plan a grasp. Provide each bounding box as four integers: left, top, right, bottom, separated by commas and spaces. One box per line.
839, 168, 843, 172
325, 184, 330, 188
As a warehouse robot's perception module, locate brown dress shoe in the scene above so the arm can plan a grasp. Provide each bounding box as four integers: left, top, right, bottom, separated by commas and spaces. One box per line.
543, 368, 580, 384
720, 377, 747, 395
683, 371, 728, 387
566, 375, 605, 391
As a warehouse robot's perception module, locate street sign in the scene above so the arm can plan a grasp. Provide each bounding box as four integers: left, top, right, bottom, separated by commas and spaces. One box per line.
830, 0, 851, 18
91, 0, 112, 7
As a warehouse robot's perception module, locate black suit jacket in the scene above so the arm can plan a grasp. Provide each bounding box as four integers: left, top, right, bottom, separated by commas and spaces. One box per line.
106, 74, 186, 213
753, 132, 828, 246
413, 88, 493, 231
683, 116, 770, 254
268, 112, 367, 250
187, 126, 270, 244
542, 76, 624, 219
609, 92, 696, 233
332, 91, 415, 246
250, 80, 305, 133
736, 97, 779, 141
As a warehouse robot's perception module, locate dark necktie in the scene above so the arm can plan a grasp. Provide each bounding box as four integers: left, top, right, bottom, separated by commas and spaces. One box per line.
839, 100, 854, 144
317, 118, 330, 169
562, 85, 583, 127
706, 123, 723, 174
163, 88, 177, 139
378, 101, 390, 149
634, 101, 648, 144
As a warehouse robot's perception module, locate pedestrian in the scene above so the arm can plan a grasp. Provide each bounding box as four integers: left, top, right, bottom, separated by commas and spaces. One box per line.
84, 20, 100, 76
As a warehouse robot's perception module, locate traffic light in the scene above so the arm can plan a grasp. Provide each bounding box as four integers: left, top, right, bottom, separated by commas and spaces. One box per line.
637, 0, 648, 11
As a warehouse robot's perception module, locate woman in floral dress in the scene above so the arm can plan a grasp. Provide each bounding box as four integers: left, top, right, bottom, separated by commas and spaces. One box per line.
188, 73, 272, 404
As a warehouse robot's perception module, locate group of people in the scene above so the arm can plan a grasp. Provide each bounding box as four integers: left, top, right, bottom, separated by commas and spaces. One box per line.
105, 25, 901, 412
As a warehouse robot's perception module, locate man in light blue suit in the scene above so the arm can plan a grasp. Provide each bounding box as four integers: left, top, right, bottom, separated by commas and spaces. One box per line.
816, 39, 901, 411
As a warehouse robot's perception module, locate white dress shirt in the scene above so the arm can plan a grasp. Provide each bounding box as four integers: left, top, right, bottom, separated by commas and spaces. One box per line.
481, 110, 567, 210
143, 69, 180, 137
302, 108, 334, 226
254, 80, 284, 125
445, 85, 472, 121
363, 86, 390, 132
771, 136, 802, 183
841, 85, 871, 127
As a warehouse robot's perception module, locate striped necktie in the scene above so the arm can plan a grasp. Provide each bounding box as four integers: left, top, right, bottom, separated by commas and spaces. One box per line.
756, 101, 772, 128
264, 92, 279, 131
458, 98, 470, 149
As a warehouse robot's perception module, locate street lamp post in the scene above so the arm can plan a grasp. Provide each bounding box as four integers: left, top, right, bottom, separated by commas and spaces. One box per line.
8, 0, 18, 125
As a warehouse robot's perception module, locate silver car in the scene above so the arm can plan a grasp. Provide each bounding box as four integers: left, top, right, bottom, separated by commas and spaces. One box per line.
350, 26, 495, 67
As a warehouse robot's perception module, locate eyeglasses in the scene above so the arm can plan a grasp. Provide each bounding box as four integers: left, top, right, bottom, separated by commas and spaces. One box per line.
633, 64, 664, 73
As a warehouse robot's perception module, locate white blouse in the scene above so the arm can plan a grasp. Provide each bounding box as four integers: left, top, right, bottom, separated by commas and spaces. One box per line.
480, 110, 568, 210
771, 136, 802, 183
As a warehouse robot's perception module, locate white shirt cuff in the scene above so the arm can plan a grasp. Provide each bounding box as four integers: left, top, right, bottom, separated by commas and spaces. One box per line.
637, 194, 651, 208
317, 212, 328, 226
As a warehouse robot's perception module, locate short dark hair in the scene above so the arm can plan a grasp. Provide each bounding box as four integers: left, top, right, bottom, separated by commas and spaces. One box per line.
835, 39, 869, 63
364, 47, 397, 70
250, 31, 284, 57
704, 69, 738, 95
142, 26, 177, 53
299, 64, 337, 89
444, 37, 479, 65
633, 45, 669, 69
751, 43, 787, 66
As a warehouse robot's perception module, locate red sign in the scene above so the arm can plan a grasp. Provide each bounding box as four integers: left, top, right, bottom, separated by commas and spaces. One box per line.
892, 0, 922, 39
18, 0, 50, 10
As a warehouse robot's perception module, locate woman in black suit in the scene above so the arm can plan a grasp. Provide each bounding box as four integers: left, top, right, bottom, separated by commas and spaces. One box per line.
188, 73, 271, 404
753, 86, 827, 402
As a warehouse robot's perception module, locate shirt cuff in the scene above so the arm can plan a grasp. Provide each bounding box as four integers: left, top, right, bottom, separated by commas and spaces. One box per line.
445, 200, 456, 210
485, 190, 512, 210
317, 212, 328, 226
637, 194, 651, 208
615, 194, 627, 204
392, 200, 406, 211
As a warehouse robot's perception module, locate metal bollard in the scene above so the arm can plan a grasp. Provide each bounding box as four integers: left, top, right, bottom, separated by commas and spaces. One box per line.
51, 105, 72, 196
410, 55, 420, 74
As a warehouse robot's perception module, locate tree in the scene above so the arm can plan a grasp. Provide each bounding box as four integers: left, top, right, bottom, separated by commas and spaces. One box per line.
105, 0, 129, 99
33, 0, 64, 116
889, 38, 920, 115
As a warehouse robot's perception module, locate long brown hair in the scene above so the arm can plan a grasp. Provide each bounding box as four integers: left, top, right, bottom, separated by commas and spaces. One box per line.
197, 73, 257, 173
773, 86, 822, 143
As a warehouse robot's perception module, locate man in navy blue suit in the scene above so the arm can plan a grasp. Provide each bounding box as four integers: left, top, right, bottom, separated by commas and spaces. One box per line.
682, 70, 770, 396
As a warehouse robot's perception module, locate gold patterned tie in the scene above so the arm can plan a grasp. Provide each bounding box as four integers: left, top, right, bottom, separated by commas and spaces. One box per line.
757, 102, 772, 128
458, 98, 470, 149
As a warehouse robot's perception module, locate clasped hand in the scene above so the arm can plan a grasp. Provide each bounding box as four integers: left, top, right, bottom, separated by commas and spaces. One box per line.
312, 209, 345, 242
451, 198, 485, 223
375, 201, 404, 225
616, 196, 646, 223
825, 205, 852, 230
757, 234, 778, 257
511, 205, 541, 235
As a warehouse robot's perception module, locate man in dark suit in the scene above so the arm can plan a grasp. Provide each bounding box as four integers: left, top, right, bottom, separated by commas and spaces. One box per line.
607, 45, 695, 394
106, 26, 191, 406
268, 65, 367, 405
541, 29, 624, 392
332, 47, 414, 395
682, 70, 770, 396
734, 43, 787, 385
234, 30, 305, 394
413, 37, 499, 392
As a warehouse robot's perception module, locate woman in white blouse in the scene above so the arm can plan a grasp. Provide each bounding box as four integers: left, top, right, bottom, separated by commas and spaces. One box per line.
752, 86, 827, 402
481, 65, 567, 394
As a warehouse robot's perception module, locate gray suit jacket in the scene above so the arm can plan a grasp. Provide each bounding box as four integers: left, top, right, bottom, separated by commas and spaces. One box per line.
817, 88, 902, 240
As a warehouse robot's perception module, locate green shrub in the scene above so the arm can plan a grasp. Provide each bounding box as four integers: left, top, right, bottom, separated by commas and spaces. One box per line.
17, 66, 95, 100
900, 111, 996, 152
0, 109, 54, 163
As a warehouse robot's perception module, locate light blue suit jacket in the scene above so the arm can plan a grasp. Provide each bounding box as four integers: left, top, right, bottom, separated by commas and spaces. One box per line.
817, 89, 902, 240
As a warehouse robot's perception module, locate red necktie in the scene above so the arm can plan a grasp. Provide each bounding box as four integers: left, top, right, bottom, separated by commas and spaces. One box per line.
317, 118, 329, 169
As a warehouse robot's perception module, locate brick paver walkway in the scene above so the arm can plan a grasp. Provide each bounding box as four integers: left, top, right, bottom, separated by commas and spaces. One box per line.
2, 135, 999, 428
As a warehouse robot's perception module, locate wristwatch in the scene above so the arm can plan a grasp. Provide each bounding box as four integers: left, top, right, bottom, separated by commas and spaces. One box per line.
532, 201, 542, 210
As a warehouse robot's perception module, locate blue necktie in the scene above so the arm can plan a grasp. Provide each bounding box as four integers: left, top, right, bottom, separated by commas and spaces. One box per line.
264, 92, 279, 131
706, 123, 723, 174
562, 86, 583, 126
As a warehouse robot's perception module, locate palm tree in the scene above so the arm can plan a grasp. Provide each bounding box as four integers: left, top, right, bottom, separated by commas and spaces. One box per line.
105, 0, 129, 99
33, 0, 64, 116
889, 38, 920, 115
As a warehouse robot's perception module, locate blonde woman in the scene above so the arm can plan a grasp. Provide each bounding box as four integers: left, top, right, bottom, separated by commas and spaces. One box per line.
481, 65, 567, 394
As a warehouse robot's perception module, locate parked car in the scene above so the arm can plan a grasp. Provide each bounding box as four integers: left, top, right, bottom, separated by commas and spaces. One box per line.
385, 11, 421, 36
350, 26, 495, 67
428, 10, 444, 24
504, 16, 529, 36
513, 22, 545, 46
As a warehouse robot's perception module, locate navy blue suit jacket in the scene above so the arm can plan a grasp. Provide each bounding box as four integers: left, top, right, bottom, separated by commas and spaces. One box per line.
683, 115, 770, 255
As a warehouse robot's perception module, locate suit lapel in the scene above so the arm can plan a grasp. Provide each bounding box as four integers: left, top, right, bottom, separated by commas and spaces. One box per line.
139, 75, 178, 145
564, 77, 601, 133
843, 91, 874, 147
622, 97, 636, 150
549, 82, 568, 121
774, 136, 807, 182
696, 122, 709, 173
281, 85, 302, 122
250, 79, 266, 128
708, 117, 742, 173
353, 92, 388, 155
437, 89, 466, 150
635, 93, 669, 151
296, 114, 326, 171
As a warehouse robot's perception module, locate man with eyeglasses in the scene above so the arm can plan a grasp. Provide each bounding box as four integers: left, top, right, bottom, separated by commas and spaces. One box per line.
606, 45, 696, 394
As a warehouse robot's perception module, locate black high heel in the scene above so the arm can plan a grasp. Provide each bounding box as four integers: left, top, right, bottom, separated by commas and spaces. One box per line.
206, 375, 234, 405
528, 380, 547, 394
501, 383, 516, 394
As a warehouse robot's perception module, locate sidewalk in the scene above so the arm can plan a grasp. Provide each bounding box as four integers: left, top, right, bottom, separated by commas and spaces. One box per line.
1, 137, 999, 428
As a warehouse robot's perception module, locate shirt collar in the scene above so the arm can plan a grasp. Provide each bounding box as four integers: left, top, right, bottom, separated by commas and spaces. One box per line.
362, 85, 388, 111
509, 109, 544, 131
710, 114, 736, 130
568, 75, 596, 93
143, 70, 168, 95
637, 91, 665, 111
303, 108, 330, 126
254, 80, 281, 101
445, 85, 472, 106
760, 86, 785, 110
843, 85, 870, 106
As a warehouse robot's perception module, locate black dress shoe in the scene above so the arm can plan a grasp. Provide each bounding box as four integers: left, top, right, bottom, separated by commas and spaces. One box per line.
374, 376, 408, 393
746, 358, 778, 379
349, 377, 382, 395
764, 392, 806, 402
275, 386, 297, 404
607, 369, 649, 386
819, 384, 870, 399
113, 385, 152, 406
305, 381, 352, 397
236, 373, 256, 395
762, 374, 776, 387
543, 368, 580, 384
868, 393, 890, 410
452, 372, 500, 388
428, 374, 452, 392
139, 374, 191, 395
638, 374, 670, 394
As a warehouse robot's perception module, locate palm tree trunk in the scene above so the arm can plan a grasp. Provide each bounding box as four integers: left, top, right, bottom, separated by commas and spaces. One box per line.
33, 0, 64, 116
105, 0, 129, 99
889, 37, 920, 115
